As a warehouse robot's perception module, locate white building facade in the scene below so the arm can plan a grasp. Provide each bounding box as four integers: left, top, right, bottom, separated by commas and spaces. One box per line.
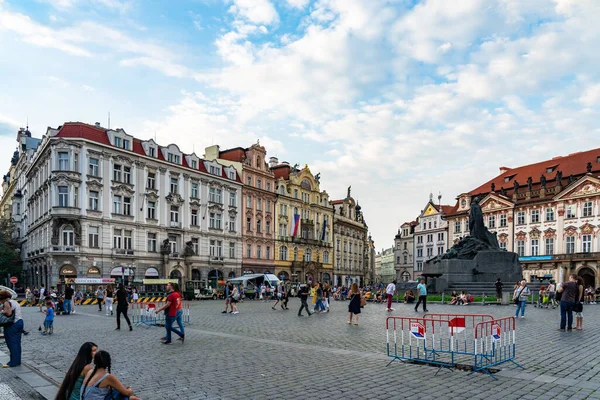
20, 122, 242, 290
413, 197, 452, 278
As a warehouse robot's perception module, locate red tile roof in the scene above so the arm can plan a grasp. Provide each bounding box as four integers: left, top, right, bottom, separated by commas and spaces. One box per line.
219, 147, 246, 162
272, 164, 290, 180
56, 122, 111, 146
53, 122, 236, 182
441, 205, 457, 215
331, 200, 344, 205
470, 147, 600, 196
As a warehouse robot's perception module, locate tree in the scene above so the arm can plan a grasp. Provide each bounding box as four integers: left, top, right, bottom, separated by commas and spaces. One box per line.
0, 218, 20, 285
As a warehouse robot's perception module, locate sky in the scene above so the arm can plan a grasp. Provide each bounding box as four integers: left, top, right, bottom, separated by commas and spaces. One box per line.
0, 0, 599, 249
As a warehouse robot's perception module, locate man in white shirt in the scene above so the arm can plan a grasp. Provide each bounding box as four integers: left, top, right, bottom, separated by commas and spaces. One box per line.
386, 280, 396, 312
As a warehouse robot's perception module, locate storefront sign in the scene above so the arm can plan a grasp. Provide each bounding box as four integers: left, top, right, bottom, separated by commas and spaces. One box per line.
143, 279, 178, 285
87, 267, 101, 275
60, 265, 77, 275
110, 267, 134, 276
74, 278, 116, 284
144, 267, 159, 277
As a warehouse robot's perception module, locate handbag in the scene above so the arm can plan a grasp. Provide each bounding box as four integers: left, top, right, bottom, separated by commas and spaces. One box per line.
360, 295, 367, 307
0, 312, 15, 327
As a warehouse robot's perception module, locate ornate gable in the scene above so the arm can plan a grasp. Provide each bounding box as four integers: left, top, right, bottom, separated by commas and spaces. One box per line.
555, 176, 600, 200
480, 193, 514, 211
422, 203, 438, 216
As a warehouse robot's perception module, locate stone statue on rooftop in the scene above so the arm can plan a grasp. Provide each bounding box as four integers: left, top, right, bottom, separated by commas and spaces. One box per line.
527, 177, 533, 191
540, 174, 547, 189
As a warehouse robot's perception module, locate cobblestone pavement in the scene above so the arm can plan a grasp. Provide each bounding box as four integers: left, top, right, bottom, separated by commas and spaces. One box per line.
2, 299, 600, 400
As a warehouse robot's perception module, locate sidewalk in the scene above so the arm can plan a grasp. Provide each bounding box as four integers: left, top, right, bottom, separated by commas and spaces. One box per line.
0, 349, 58, 400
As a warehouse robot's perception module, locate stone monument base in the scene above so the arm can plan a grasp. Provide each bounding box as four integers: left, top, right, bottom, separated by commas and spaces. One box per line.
423, 250, 522, 293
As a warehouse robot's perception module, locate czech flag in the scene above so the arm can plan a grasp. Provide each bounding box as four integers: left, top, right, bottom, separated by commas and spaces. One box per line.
290, 214, 300, 237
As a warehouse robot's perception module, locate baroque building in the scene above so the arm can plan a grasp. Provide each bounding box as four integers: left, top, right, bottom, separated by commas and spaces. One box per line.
331, 187, 369, 287
19, 122, 242, 289
413, 195, 452, 278
379, 247, 395, 284
272, 161, 333, 284
394, 220, 417, 282
445, 148, 600, 287
204, 143, 276, 277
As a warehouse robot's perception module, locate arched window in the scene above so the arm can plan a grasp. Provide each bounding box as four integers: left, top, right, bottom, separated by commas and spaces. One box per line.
304, 249, 312, 262
279, 186, 285, 195
401, 271, 411, 282
256, 157, 261, 168
279, 245, 288, 261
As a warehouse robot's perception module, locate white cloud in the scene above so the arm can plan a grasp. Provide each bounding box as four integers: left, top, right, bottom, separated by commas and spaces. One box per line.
285, 0, 310, 9
228, 0, 279, 25
579, 83, 600, 106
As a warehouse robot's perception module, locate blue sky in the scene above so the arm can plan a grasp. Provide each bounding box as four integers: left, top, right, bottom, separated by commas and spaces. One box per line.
0, 0, 599, 248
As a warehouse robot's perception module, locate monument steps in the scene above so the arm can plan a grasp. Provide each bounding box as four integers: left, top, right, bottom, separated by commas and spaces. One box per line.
446, 281, 546, 295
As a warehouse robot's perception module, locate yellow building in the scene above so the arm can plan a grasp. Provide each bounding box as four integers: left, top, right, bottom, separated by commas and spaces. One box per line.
271, 161, 333, 284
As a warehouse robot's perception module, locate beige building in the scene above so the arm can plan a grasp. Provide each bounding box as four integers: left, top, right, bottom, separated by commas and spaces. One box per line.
445, 147, 600, 287
272, 162, 333, 284
331, 188, 369, 287
394, 221, 417, 282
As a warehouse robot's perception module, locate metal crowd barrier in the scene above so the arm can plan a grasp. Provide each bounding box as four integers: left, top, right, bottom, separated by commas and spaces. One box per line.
386, 313, 523, 378
474, 316, 523, 376
131, 301, 191, 328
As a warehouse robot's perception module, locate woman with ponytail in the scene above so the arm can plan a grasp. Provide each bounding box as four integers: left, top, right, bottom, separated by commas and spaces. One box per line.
81, 350, 142, 400
55, 342, 98, 400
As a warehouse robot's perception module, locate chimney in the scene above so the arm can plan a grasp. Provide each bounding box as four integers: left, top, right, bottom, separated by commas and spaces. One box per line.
94, 122, 101, 128
499, 166, 510, 174
269, 157, 279, 168
281, 161, 290, 166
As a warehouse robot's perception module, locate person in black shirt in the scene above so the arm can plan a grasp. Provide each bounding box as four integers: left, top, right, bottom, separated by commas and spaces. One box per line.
557, 274, 582, 331
297, 285, 312, 317
115, 284, 132, 331
495, 278, 503, 305
64, 285, 74, 314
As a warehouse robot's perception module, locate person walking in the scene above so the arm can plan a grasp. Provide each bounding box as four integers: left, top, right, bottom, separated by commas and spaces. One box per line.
115, 284, 132, 331
25, 288, 33, 307
64, 284, 74, 315
313, 283, 325, 313
0, 290, 24, 368
514, 280, 531, 319
80, 350, 142, 400
414, 278, 428, 312
132, 288, 139, 304
557, 274, 581, 331
95, 286, 104, 312
282, 284, 290, 310
103, 285, 114, 316
221, 282, 232, 314
574, 276, 585, 330
156, 283, 184, 344
230, 285, 240, 315
495, 278, 504, 305
347, 283, 362, 325
297, 285, 312, 317
546, 281, 557, 309
55, 341, 98, 400
42, 299, 55, 335
273, 282, 284, 310
323, 284, 330, 312
385, 280, 396, 312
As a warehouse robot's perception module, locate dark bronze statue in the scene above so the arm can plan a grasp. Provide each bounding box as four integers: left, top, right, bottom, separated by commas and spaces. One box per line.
540, 174, 547, 189
555, 170, 562, 184
568, 174, 575, 185
587, 162, 593, 173
513, 179, 519, 193
500, 187, 507, 196
490, 182, 495, 192
527, 176, 533, 191
160, 239, 171, 256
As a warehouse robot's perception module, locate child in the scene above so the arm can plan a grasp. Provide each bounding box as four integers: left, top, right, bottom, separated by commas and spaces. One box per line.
43, 300, 55, 335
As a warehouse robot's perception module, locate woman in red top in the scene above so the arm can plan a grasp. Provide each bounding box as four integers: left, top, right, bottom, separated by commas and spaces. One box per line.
156, 283, 184, 344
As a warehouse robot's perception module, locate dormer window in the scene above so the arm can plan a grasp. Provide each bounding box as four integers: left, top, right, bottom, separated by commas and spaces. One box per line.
597, 156, 600, 163
148, 147, 155, 157
115, 137, 122, 147
228, 171, 235, 180
122, 139, 130, 150
168, 153, 180, 164
191, 160, 197, 169
546, 167, 554, 173
209, 166, 221, 176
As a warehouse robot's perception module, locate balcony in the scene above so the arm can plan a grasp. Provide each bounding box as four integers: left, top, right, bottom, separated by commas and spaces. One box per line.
51, 206, 81, 216
169, 221, 182, 229
209, 256, 224, 264
291, 261, 323, 269
113, 249, 135, 256
50, 246, 79, 253
302, 219, 314, 225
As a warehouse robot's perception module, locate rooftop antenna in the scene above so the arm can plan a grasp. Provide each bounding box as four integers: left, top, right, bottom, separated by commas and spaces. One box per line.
154, 131, 157, 141
108, 112, 110, 129
438, 191, 442, 208
26, 117, 29, 130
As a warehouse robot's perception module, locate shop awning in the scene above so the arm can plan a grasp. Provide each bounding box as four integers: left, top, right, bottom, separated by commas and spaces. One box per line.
144, 267, 159, 277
